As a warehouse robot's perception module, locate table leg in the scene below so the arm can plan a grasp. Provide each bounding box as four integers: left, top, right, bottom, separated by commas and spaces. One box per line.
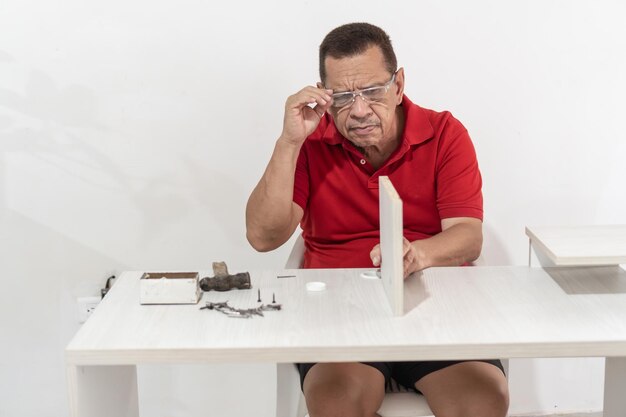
276, 363, 306, 417
604, 357, 626, 417
67, 364, 139, 417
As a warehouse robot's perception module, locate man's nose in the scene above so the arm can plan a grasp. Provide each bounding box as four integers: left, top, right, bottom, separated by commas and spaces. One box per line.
349, 94, 372, 118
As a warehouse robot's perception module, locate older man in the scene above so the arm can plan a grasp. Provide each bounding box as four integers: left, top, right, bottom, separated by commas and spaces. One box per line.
246, 22, 508, 417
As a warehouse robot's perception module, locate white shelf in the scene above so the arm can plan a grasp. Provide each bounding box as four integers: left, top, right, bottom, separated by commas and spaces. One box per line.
526, 225, 626, 266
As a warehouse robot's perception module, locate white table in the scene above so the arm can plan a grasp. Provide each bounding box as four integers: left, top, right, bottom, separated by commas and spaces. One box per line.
66, 266, 626, 417
526, 225, 626, 266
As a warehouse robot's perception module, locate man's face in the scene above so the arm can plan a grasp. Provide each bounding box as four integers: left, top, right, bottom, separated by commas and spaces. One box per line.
322, 45, 404, 149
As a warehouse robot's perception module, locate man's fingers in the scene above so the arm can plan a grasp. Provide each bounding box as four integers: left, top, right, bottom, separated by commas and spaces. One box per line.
403, 255, 413, 279
312, 100, 331, 118
281, 86, 334, 143
402, 239, 414, 263
288, 87, 332, 109
372, 239, 414, 270
402, 237, 412, 255
402, 238, 416, 279
307, 92, 332, 117
370, 244, 381, 266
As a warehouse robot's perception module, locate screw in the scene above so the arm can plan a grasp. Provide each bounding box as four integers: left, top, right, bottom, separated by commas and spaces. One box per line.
272, 293, 276, 303
257, 289, 261, 302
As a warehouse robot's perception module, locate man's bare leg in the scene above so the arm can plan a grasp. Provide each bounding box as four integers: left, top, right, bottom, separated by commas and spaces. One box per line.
416, 361, 509, 417
303, 362, 386, 417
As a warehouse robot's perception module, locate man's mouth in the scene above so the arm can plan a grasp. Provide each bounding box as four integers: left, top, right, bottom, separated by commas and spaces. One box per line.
350, 125, 377, 135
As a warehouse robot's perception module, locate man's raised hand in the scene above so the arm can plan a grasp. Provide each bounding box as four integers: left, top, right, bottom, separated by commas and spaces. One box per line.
280, 86, 333, 146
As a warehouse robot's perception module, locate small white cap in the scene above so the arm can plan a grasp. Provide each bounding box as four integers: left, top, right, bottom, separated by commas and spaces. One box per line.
360, 270, 380, 279
306, 281, 327, 292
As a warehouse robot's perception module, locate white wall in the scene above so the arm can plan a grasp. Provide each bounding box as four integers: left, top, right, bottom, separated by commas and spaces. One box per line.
1, 1, 625, 416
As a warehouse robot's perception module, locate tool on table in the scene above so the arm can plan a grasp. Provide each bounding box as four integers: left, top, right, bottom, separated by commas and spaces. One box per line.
199, 262, 251, 292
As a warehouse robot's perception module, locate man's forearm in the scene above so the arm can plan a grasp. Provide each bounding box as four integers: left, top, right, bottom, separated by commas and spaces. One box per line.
412, 220, 483, 270
245, 138, 303, 251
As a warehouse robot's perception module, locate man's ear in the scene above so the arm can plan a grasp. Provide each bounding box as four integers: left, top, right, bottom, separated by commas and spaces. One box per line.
316, 82, 324, 89
395, 68, 405, 104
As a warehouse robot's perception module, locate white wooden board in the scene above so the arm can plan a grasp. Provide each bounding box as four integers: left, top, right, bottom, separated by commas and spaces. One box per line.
379, 176, 404, 316
526, 225, 626, 266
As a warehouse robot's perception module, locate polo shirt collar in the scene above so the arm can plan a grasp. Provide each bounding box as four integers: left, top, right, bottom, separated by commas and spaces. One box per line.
320, 115, 344, 145
401, 95, 434, 147
320, 94, 434, 147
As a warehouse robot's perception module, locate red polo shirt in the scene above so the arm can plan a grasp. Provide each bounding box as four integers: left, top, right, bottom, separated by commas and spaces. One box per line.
293, 95, 482, 269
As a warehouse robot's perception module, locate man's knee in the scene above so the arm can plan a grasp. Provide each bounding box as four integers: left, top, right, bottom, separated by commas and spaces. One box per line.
439, 376, 509, 417
303, 363, 385, 417
417, 362, 509, 417
304, 378, 360, 417
467, 378, 509, 417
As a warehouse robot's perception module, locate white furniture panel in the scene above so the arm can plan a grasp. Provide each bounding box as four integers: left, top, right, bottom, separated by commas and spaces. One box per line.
526, 225, 626, 266
379, 176, 404, 316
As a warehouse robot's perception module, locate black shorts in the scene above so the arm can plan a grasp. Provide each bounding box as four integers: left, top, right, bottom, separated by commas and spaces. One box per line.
297, 360, 505, 393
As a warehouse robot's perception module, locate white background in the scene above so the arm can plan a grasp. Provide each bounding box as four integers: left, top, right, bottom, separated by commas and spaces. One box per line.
1, 1, 625, 416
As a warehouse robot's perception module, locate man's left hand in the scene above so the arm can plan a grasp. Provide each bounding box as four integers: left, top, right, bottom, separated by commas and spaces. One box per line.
370, 237, 421, 279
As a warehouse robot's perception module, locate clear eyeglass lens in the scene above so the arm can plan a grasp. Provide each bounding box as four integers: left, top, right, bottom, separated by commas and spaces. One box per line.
332, 93, 353, 108
331, 86, 388, 108
361, 86, 387, 101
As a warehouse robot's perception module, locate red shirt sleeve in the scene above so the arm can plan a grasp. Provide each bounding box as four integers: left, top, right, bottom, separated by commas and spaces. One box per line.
293, 145, 309, 211
434, 115, 483, 220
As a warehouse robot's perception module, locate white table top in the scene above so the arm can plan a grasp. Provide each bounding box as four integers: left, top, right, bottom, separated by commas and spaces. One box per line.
66, 266, 626, 365
526, 225, 626, 266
